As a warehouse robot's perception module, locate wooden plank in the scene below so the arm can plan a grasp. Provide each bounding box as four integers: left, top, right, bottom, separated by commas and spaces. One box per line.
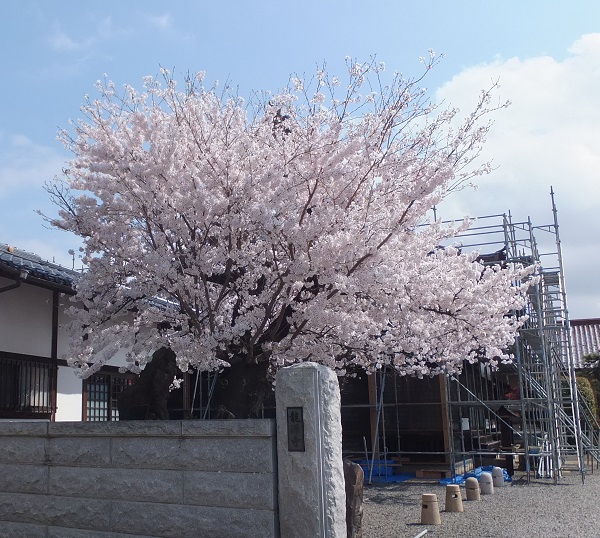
368, 374, 378, 457
439, 374, 450, 465
416, 468, 452, 479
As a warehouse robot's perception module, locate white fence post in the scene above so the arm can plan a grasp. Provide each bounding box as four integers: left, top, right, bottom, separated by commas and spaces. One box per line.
276, 362, 346, 538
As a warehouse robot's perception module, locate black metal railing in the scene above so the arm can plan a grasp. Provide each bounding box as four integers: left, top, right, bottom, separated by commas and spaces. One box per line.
0, 352, 55, 417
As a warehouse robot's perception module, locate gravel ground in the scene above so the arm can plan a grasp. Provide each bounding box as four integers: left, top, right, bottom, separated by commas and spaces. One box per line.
362, 470, 600, 538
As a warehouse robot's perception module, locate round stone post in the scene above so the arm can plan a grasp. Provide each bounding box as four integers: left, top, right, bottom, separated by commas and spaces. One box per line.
276, 362, 346, 538
492, 466, 505, 487
465, 477, 481, 501
420, 493, 442, 525
480, 472, 494, 494
445, 484, 464, 513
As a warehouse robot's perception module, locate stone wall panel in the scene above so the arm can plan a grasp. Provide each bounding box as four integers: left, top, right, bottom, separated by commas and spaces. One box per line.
0, 492, 111, 530
49, 466, 183, 503
184, 470, 276, 510
0, 521, 47, 538
0, 463, 48, 494
50, 420, 182, 438
112, 437, 274, 472
111, 501, 276, 538
0, 437, 47, 465
0, 420, 279, 537
49, 437, 111, 467
0, 422, 48, 437
48, 528, 155, 538
181, 419, 276, 438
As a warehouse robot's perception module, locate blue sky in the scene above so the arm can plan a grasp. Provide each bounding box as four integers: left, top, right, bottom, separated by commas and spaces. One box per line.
1, 1, 599, 318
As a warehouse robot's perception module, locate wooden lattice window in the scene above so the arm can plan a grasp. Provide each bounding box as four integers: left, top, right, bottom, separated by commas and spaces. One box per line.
84, 371, 135, 421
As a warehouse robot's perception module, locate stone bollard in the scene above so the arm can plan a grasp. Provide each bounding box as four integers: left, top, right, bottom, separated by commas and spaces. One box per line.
492, 467, 505, 488
480, 472, 494, 495
421, 493, 442, 525
444, 484, 464, 513
465, 477, 480, 501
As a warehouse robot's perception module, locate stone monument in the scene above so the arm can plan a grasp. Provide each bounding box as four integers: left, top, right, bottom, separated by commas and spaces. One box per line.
276, 362, 346, 538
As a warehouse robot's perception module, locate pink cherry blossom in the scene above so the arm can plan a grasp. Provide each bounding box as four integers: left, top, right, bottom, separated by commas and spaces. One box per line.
48, 57, 533, 381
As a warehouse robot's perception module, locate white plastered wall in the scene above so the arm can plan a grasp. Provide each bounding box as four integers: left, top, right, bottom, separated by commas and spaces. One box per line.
1, 278, 145, 421
0, 278, 86, 421
0, 277, 53, 357
56, 295, 133, 421
55, 291, 87, 421
56, 366, 83, 421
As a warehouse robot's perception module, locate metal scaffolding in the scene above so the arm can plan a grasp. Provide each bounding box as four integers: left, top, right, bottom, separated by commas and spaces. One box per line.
346, 192, 600, 483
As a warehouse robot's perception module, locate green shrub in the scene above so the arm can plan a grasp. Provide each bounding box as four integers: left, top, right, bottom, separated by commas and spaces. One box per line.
576, 375, 598, 419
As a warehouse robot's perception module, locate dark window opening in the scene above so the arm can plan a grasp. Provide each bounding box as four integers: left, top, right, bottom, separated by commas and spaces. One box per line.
0, 352, 56, 419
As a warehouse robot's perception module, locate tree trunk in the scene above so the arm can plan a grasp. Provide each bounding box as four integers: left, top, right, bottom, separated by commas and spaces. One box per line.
119, 350, 274, 420
117, 347, 179, 420
210, 358, 274, 418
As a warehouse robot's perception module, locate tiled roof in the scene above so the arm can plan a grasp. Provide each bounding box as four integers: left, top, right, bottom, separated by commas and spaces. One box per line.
570, 318, 600, 369
0, 243, 78, 292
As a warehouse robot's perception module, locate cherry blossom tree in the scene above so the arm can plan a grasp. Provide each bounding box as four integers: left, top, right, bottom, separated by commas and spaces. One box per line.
47, 57, 532, 417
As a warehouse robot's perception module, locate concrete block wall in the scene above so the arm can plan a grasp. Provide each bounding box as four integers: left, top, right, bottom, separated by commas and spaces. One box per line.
0, 420, 278, 538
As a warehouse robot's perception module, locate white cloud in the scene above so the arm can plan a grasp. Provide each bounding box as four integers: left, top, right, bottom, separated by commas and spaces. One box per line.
147, 13, 173, 31
0, 133, 77, 267
0, 133, 65, 198
141, 12, 194, 46
47, 17, 128, 53
435, 33, 600, 319
49, 23, 91, 51
569, 33, 600, 57
96, 17, 116, 40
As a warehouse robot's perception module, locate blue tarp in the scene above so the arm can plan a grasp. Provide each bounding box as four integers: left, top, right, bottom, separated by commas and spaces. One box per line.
358, 459, 416, 483
359, 459, 395, 477
440, 465, 512, 485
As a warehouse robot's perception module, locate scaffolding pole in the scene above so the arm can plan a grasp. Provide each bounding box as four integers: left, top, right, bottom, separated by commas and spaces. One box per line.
341, 196, 600, 483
